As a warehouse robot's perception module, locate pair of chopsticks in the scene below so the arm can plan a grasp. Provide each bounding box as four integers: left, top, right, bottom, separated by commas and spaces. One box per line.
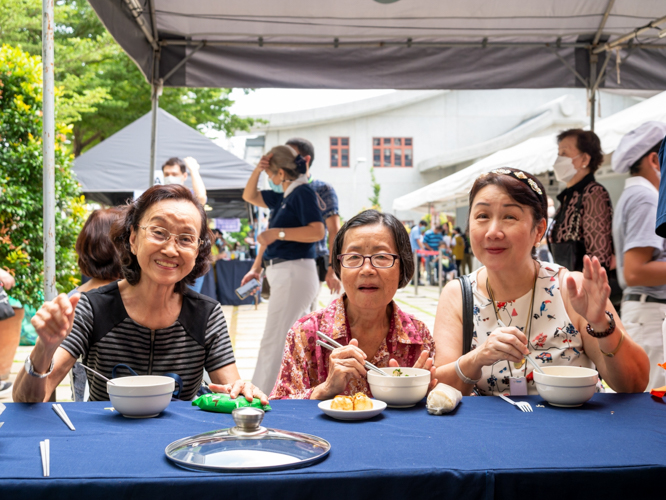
52, 403, 75, 431
40, 439, 50, 477
316, 331, 389, 377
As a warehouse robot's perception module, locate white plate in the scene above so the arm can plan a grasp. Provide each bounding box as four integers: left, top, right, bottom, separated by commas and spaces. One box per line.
318, 398, 387, 421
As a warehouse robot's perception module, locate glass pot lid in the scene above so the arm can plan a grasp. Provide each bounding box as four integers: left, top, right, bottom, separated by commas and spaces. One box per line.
165, 407, 331, 472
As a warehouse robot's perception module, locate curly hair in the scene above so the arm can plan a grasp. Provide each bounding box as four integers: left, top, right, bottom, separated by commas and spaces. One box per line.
110, 185, 212, 294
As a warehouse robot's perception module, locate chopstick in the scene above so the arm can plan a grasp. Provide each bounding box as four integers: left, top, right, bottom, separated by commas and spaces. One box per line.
40, 439, 50, 477
52, 404, 75, 431
496, 319, 545, 374
316, 331, 389, 377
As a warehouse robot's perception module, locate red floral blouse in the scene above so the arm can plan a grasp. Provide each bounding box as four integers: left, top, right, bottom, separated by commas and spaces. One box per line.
269, 296, 435, 400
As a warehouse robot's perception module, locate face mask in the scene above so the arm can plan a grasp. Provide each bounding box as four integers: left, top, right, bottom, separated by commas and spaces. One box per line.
547, 206, 556, 218
552, 154, 581, 183
215, 238, 222, 246
164, 175, 184, 186
268, 178, 284, 193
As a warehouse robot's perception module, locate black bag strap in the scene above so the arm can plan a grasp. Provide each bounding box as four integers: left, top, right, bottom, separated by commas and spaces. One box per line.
457, 274, 474, 355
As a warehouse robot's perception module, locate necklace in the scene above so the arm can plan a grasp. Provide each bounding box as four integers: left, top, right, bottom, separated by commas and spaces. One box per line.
486, 260, 539, 371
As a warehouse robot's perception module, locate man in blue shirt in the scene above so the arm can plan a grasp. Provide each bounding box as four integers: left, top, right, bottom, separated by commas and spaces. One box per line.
423, 225, 445, 284
410, 220, 427, 285
286, 138, 343, 300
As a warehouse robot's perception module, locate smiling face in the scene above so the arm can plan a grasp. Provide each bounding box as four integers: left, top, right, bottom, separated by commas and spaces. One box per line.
469, 185, 545, 272
129, 199, 201, 287
340, 223, 401, 311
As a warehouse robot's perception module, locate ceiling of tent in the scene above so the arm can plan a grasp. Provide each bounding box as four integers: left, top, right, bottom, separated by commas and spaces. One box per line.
89, 0, 666, 90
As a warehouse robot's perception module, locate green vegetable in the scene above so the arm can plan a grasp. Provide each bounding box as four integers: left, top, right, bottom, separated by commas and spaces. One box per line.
192, 393, 272, 413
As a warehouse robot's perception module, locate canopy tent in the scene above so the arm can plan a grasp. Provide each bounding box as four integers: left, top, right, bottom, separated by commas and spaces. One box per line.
392, 90, 666, 213
73, 108, 255, 218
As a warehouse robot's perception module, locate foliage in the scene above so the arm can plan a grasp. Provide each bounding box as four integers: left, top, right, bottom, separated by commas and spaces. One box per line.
0, 44, 85, 307
225, 219, 252, 247
368, 167, 382, 210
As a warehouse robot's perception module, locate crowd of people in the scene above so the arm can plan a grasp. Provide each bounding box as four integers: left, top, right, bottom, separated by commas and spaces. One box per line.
10, 124, 666, 404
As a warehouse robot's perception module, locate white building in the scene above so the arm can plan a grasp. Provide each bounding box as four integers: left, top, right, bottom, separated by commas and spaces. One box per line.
238, 89, 642, 223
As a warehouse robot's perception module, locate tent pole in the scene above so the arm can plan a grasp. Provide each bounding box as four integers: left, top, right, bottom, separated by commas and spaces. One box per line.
149, 51, 161, 187
589, 53, 598, 132
42, 0, 56, 301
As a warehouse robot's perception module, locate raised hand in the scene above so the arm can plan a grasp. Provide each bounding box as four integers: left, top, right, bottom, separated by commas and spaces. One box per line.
30, 293, 80, 351
565, 255, 611, 327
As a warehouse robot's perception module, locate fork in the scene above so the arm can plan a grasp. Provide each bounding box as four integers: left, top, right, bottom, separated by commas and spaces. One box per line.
499, 394, 533, 412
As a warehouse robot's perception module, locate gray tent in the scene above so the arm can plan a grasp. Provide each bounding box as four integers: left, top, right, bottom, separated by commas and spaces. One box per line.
73, 108, 254, 218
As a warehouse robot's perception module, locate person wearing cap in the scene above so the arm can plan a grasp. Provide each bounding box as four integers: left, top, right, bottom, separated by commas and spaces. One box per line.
611, 121, 666, 391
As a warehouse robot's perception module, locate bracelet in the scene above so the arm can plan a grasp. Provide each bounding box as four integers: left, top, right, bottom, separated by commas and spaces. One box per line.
455, 357, 480, 385
585, 311, 616, 338
599, 331, 625, 358
24, 355, 54, 378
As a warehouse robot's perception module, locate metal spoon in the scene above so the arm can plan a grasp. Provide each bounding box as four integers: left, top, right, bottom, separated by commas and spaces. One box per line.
496, 320, 545, 374
77, 363, 116, 385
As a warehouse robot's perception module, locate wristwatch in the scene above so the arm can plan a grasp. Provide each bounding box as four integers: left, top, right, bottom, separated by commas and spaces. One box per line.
25, 355, 54, 378
278, 229, 286, 241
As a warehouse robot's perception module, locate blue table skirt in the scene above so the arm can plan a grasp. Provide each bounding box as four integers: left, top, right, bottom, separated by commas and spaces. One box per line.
215, 259, 257, 306
1, 394, 664, 499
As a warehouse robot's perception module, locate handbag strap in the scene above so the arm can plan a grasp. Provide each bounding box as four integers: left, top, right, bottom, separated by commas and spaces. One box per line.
457, 274, 474, 355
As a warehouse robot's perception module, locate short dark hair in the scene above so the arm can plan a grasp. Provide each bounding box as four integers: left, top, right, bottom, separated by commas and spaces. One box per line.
629, 140, 663, 176
454, 227, 462, 234
286, 138, 315, 166
110, 185, 212, 294
556, 129, 604, 174
468, 168, 547, 257
418, 220, 427, 227
76, 208, 123, 280
162, 157, 186, 174
332, 209, 414, 288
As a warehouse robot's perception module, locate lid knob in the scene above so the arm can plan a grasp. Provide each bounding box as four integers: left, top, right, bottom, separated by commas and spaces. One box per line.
231, 407, 265, 431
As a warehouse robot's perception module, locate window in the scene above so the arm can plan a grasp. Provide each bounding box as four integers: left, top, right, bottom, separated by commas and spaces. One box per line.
373, 137, 413, 167
330, 137, 349, 167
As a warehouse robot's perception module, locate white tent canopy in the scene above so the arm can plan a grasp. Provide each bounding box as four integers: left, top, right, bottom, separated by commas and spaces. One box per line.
393, 90, 666, 212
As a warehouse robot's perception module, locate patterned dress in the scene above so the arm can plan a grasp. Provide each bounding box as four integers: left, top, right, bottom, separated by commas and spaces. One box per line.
269, 296, 435, 399
469, 261, 595, 396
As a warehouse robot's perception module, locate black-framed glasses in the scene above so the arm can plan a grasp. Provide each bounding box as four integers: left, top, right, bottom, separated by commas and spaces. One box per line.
337, 253, 399, 269
140, 225, 201, 250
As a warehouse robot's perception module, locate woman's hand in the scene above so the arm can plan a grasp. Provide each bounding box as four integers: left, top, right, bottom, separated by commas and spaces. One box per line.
30, 293, 80, 352
257, 228, 279, 247
240, 269, 261, 286
471, 326, 529, 368
209, 380, 269, 406
314, 339, 367, 400
389, 350, 438, 392
0, 268, 15, 290
257, 153, 272, 172
565, 255, 611, 329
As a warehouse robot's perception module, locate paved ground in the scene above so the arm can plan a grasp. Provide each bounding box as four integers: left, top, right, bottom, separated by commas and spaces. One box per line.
0, 284, 444, 403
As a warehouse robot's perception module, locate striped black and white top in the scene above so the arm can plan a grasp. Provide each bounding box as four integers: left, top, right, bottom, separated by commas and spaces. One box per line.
60, 282, 235, 402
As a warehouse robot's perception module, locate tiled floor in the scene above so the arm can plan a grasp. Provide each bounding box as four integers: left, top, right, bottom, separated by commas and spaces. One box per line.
0, 284, 442, 403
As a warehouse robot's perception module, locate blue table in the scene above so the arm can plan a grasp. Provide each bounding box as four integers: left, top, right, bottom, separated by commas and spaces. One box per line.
1, 395, 664, 499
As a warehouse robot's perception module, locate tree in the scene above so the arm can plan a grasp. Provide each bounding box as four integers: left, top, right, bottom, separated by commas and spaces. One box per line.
0, 44, 85, 308
368, 167, 382, 210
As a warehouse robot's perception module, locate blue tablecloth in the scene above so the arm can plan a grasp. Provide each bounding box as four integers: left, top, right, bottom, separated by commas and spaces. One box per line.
1, 395, 664, 499
215, 259, 257, 306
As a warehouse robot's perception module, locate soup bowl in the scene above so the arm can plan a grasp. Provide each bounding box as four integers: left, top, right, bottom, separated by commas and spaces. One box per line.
533, 366, 599, 407
367, 367, 430, 408
107, 376, 175, 418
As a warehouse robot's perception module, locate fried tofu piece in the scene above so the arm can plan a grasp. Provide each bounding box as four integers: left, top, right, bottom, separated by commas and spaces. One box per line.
352, 393, 373, 411
330, 395, 353, 411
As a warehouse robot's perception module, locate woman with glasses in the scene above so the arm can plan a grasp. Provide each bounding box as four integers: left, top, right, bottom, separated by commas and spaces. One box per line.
270, 210, 437, 400
13, 185, 267, 404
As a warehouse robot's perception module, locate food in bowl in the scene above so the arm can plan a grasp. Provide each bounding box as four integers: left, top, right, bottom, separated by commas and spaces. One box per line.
107, 375, 175, 418
330, 393, 373, 411
367, 367, 430, 408
392, 368, 408, 377
533, 366, 599, 407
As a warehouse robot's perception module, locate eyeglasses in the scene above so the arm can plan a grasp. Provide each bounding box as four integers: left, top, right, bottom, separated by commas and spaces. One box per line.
140, 225, 201, 250
337, 253, 399, 269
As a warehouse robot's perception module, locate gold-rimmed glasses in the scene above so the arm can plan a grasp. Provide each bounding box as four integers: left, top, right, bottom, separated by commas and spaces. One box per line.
139, 225, 201, 250
337, 253, 399, 269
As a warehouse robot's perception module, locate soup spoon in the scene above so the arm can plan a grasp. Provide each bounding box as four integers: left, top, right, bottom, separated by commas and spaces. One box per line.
78, 363, 116, 385
496, 320, 545, 374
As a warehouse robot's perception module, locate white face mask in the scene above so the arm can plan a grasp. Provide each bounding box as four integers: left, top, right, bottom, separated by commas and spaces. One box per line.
552, 154, 581, 183
164, 175, 184, 186
547, 206, 556, 218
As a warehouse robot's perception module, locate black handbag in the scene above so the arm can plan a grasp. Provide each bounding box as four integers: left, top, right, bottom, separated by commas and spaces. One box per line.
458, 275, 474, 355
0, 287, 15, 321
549, 191, 586, 272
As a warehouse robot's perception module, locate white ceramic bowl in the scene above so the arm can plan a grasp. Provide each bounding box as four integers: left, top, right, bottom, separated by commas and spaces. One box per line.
367, 367, 431, 408
107, 376, 175, 418
533, 366, 599, 407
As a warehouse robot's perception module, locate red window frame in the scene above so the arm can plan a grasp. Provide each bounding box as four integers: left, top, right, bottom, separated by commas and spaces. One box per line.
330, 137, 349, 168
372, 137, 413, 168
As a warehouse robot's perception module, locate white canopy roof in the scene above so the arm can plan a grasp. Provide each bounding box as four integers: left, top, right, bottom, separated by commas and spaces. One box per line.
393, 90, 666, 212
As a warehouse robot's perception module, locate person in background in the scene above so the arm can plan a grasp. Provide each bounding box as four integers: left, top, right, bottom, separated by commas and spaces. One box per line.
244, 228, 257, 260
451, 227, 466, 274
410, 220, 427, 285
423, 224, 445, 284
549, 129, 615, 274
0, 268, 17, 396
460, 227, 473, 276
241, 146, 325, 394
536, 196, 555, 262
286, 138, 343, 299
611, 121, 666, 391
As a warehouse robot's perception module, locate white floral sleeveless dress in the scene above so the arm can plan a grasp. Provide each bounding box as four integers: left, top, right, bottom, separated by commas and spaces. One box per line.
469, 261, 595, 396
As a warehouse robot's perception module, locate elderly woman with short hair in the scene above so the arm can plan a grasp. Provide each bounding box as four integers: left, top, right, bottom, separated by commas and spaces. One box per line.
13, 185, 267, 404
270, 210, 437, 400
